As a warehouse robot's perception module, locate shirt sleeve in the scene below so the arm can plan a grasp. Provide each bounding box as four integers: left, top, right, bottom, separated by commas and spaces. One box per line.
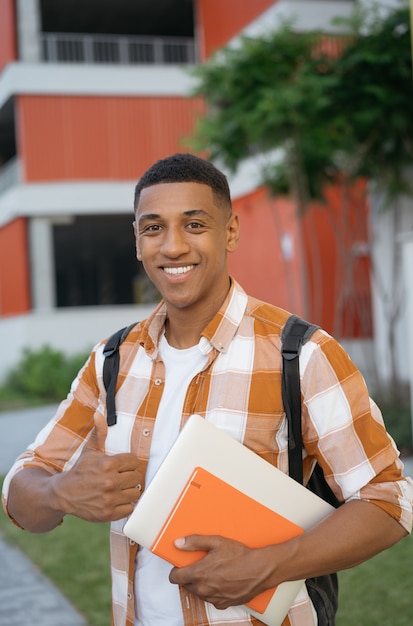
1, 344, 104, 519
300, 330, 413, 534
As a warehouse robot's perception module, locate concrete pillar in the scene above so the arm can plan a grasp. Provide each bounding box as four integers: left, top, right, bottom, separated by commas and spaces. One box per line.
16, 0, 42, 62
369, 195, 394, 385
401, 232, 413, 447
29, 217, 56, 311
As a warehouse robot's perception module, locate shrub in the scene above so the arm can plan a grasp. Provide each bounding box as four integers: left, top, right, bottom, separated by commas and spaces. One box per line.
4, 345, 90, 402
380, 403, 413, 455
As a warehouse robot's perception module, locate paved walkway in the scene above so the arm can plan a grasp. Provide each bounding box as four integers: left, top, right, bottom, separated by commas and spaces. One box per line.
0, 536, 88, 626
1, 405, 412, 626
0, 404, 59, 475
0, 405, 88, 625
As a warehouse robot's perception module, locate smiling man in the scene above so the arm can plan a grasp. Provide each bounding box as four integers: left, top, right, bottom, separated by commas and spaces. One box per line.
2, 153, 412, 626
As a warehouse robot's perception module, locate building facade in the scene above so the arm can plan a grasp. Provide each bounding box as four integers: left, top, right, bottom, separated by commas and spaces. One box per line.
0, 0, 382, 384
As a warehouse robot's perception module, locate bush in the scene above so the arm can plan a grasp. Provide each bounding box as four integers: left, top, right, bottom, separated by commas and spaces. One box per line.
3, 345, 90, 402
380, 403, 413, 455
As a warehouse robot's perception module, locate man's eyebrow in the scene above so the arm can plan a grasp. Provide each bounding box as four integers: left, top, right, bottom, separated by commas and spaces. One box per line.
183, 209, 213, 219
137, 213, 161, 226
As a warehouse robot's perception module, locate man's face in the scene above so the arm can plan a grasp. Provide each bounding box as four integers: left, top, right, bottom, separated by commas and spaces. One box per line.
134, 182, 239, 316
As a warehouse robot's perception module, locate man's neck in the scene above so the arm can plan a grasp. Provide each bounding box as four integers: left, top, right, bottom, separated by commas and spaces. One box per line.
164, 287, 230, 349
164, 312, 209, 349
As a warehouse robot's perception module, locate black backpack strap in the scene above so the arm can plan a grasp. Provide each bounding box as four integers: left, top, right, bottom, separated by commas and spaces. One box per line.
102, 323, 136, 426
281, 314, 319, 484
282, 315, 340, 625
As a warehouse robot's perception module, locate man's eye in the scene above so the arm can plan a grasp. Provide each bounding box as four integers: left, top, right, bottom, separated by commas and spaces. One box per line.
188, 222, 203, 229
143, 224, 161, 232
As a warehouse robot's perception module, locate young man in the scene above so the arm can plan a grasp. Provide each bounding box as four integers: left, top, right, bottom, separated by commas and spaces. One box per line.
2, 153, 412, 626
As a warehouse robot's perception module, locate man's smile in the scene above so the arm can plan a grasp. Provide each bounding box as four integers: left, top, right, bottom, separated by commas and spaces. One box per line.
162, 265, 195, 275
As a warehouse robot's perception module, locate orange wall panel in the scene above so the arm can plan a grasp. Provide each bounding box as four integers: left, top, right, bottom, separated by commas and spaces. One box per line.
303, 181, 372, 338
229, 184, 372, 339
196, 0, 277, 59
17, 95, 205, 182
229, 188, 305, 315
0, 218, 31, 316
0, 0, 17, 71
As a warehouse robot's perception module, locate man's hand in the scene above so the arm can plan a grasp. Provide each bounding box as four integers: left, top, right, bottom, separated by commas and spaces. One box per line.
53, 412, 144, 523
169, 501, 409, 612
169, 535, 273, 609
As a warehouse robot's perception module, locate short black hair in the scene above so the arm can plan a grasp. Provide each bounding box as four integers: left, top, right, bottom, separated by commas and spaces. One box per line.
134, 153, 232, 213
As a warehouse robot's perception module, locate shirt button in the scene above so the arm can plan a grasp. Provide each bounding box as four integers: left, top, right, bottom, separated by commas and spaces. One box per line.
129, 539, 136, 546
154, 378, 162, 385
127, 592, 132, 600
143, 428, 150, 437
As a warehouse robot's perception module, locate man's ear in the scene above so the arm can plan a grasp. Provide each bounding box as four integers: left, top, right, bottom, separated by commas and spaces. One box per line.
133, 221, 142, 261
226, 213, 240, 253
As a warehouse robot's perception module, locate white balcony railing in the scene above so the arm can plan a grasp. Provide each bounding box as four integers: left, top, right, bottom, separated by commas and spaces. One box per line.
0, 157, 20, 195
41, 33, 197, 65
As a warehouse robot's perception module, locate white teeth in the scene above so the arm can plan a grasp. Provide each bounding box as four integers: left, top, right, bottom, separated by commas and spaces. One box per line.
163, 265, 194, 275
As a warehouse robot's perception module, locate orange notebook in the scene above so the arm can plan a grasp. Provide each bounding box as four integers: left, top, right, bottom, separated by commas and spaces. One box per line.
150, 466, 304, 614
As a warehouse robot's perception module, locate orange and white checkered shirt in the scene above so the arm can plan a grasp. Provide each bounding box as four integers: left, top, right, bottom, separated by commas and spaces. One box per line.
3, 280, 412, 626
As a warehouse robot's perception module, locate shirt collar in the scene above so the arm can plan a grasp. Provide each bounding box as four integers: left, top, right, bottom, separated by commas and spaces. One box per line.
141, 279, 248, 358
201, 279, 248, 353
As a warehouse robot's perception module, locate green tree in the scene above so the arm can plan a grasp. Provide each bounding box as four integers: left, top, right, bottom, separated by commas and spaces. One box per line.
190, 22, 341, 319
190, 2, 412, 205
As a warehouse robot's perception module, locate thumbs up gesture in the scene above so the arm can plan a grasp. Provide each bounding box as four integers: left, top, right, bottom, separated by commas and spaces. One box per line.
54, 413, 143, 523
86, 411, 110, 453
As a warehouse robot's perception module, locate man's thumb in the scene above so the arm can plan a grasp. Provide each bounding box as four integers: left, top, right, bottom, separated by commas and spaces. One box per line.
87, 412, 108, 452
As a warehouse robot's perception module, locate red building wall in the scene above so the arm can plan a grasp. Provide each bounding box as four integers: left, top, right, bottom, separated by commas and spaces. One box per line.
0, 218, 31, 315
0, 0, 17, 72
196, 0, 277, 59
303, 181, 372, 338
229, 187, 305, 316
229, 185, 372, 338
17, 94, 205, 182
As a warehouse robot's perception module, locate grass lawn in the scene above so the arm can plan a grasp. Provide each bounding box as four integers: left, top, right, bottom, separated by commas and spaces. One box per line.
337, 532, 413, 626
1, 474, 412, 625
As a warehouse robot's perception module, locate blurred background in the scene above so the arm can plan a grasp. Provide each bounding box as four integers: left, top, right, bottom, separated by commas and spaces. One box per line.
0, 0, 412, 449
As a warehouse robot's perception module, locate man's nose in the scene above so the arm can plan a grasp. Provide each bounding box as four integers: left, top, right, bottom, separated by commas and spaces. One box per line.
160, 227, 190, 257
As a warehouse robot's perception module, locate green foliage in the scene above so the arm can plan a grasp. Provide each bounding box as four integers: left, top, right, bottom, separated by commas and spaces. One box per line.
191, 24, 320, 163
189, 2, 413, 207
190, 21, 334, 203
381, 402, 413, 455
3, 345, 90, 403
324, 3, 413, 199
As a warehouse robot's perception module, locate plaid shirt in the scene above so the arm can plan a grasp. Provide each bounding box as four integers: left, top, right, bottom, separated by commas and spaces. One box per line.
3, 280, 412, 626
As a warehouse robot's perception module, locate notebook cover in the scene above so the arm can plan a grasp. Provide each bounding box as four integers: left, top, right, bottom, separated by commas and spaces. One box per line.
150, 466, 304, 614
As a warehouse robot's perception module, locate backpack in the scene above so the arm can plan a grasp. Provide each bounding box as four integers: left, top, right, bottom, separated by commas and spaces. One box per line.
103, 314, 341, 624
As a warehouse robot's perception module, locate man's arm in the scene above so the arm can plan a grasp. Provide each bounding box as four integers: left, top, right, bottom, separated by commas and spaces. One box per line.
6, 413, 143, 533
170, 332, 413, 608
169, 498, 408, 610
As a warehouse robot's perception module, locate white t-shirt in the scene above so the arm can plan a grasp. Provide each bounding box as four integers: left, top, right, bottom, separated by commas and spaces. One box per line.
134, 334, 208, 626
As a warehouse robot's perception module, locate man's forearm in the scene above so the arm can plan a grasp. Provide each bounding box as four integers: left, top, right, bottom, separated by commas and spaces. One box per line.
266, 499, 408, 586
6, 467, 66, 533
